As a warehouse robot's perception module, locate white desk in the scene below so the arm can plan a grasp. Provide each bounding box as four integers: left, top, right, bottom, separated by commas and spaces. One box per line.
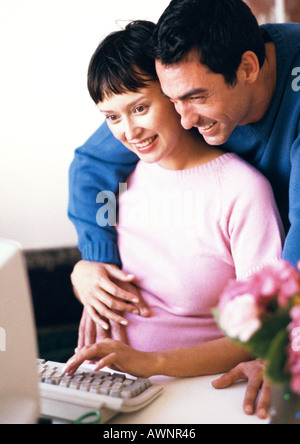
109, 374, 269, 425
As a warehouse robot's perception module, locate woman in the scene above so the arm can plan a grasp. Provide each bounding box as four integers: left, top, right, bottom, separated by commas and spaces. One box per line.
66, 21, 284, 378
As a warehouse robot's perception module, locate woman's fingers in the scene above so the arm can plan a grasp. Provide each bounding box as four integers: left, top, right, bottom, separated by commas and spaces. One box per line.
94, 353, 118, 371
65, 342, 118, 375
65, 345, 100, 375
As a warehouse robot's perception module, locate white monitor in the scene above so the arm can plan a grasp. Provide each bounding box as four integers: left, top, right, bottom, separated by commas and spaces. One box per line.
0, 238, 40, 424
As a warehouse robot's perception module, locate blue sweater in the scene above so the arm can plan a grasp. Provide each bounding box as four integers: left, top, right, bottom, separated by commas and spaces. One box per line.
68, 23, 300, 267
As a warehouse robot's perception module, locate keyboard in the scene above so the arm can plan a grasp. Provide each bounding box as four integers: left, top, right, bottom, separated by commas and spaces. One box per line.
38, 360, 163, 423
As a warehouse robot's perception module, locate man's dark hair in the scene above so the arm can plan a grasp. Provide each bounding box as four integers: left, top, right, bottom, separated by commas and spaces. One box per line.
88, 20, 157, 103
154, 0, 266, 85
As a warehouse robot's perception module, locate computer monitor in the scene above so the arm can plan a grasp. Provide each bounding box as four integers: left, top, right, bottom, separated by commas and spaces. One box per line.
0, 238, 40, 424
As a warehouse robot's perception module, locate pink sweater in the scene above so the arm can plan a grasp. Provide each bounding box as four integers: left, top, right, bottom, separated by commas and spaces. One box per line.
116, 154, 284, 352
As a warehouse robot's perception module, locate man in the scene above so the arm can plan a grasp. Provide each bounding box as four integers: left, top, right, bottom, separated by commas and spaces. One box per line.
69, 0, 300, 418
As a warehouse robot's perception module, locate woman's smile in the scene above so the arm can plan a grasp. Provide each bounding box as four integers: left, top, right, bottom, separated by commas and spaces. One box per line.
134, 135, 158, 154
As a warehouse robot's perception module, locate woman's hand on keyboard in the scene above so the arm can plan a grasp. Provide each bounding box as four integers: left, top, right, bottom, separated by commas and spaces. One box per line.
65, 339, 157, 379
71, 261, 151, 331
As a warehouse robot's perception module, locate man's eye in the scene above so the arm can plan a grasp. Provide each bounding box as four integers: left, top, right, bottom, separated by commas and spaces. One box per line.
190, 96, 206, 103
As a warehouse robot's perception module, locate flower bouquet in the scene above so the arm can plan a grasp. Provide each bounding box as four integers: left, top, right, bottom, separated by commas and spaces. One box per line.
215, 260, 300, 423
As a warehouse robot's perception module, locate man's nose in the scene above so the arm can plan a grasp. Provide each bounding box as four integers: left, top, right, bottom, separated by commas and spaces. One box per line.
175, 103, 199, 130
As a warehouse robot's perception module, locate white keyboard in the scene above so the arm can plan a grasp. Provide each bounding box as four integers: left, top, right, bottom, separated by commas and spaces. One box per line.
38, 360, 163, 424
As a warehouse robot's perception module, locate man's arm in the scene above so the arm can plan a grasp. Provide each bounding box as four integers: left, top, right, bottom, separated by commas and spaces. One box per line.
282, 130, 300, 267
68, 121, 138, 266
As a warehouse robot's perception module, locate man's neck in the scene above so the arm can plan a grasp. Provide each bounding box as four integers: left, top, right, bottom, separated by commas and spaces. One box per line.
246, 42, 277, 125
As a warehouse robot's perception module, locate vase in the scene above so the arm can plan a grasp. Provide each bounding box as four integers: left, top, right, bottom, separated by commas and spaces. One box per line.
270, 385, 300, 424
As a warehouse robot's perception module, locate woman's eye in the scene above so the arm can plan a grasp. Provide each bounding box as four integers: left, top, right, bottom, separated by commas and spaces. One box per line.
106, 115, 119, 122
134, 105, 147, 114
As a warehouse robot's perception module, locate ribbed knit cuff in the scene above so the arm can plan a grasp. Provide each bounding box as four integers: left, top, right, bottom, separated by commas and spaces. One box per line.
80, 241, 122, 268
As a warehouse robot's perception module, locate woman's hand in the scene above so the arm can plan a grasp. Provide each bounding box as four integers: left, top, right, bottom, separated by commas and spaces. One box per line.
65, 339, 157, 379
77, 307, 128, 349
71, 261, 150, 330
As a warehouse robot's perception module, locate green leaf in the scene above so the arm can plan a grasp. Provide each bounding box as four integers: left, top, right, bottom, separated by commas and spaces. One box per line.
242, 311, 291, 359
265, 329, 291, 384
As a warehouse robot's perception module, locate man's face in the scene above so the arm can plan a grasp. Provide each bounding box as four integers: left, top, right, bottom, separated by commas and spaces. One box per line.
156, 51, 252, 146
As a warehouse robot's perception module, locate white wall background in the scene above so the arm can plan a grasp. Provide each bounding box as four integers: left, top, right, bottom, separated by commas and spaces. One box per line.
0, 0, 170, 251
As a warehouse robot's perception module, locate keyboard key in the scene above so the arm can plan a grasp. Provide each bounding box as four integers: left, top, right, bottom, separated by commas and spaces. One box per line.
37, 360, 154, 400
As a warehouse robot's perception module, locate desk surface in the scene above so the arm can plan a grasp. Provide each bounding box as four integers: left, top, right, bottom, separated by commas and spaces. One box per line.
109, 374, 269, 425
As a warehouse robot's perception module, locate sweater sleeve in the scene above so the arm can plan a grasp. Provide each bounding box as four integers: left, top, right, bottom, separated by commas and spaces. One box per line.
282, 126, 300, 267
221, 159, 285, 280
68, 121, 139, 266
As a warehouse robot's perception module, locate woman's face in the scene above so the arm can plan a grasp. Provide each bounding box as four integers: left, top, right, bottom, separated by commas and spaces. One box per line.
97, 81, 186, 165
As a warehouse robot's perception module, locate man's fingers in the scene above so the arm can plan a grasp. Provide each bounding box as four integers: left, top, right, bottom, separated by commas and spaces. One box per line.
94, 287, 140, 317
135, 299, 151, 317
87, 297, 130, 327
212, 360, 270, 419
85, 304, 110, 330
212, 365, 246, 389
99, 278, 140, 305
109, 278, 151, 318
243, 369, 264, 416
106, 264, 136, 283
256, 380, 272, 419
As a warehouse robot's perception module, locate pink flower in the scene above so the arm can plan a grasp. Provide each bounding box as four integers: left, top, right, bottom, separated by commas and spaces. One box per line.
287, 307, 300, 395
274, 262, 300, 307
218, 261, 300, 319
217, 260, 300, 393
219, 294, 262, 343
218, 280, 254, 311
251, 261, 300, 308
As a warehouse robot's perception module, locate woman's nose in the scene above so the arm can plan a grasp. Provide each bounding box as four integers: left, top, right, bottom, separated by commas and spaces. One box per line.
124, 118, 142, 142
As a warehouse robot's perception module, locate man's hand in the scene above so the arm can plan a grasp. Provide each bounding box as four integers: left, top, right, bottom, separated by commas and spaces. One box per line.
212, 359, 271, 420
71, 261, 150, 330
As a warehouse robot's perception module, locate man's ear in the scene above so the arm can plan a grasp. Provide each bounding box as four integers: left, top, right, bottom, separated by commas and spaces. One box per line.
238, 51, 260, 85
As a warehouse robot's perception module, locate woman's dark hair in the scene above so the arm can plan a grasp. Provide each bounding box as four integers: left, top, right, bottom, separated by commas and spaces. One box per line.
88, 20, 157, 103
153, 0, 266, 85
